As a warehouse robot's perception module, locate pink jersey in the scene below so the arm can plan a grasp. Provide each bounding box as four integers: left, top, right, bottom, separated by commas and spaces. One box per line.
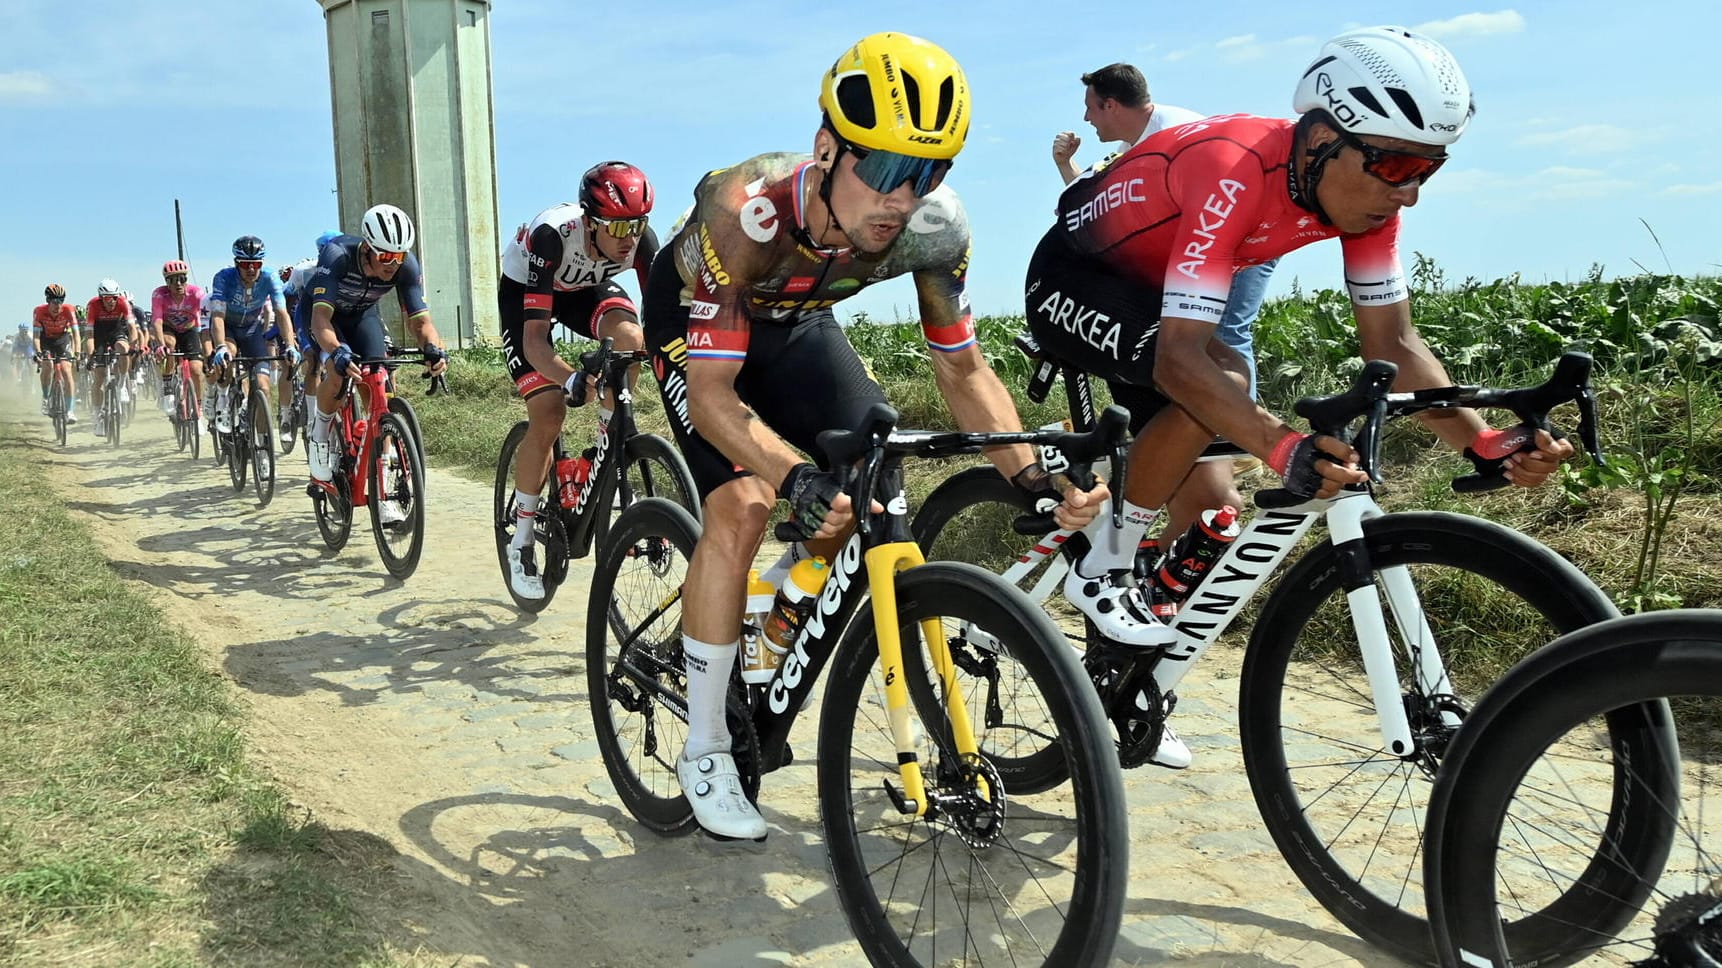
153, 284, 207, 333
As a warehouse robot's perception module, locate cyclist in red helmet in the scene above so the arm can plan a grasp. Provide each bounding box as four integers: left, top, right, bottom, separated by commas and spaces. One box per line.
495, 160, 660, 602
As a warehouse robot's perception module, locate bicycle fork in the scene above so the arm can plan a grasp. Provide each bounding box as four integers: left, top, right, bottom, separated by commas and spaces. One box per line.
1326, 499, 1460, 758
865, 542, 988, 818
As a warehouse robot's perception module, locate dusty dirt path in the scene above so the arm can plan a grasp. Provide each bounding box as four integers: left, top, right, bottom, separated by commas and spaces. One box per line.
12, 395, 1397, 967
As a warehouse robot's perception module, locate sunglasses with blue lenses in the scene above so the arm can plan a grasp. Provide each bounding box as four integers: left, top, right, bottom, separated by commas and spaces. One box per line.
843, 141, 953, 198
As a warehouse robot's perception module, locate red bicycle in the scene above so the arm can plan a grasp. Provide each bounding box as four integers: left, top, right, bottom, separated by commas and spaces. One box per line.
160, 350, 205, 460
305, 351, 441, 579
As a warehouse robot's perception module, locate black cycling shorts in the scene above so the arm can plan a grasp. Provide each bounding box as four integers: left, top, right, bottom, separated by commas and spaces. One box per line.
643, 244, 886, 500
1023, 229, 1174, 433
498, 275, 636, 397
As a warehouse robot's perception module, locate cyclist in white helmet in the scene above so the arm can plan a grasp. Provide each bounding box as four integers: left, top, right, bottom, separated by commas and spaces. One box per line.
302, 203, 449, 482
1020, 26, 1575, 768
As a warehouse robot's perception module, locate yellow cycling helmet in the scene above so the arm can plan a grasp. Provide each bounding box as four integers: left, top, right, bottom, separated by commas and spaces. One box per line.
819, 32, 969, 161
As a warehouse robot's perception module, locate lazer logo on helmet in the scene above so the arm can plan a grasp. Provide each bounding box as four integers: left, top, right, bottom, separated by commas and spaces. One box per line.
907, 134, 942, 145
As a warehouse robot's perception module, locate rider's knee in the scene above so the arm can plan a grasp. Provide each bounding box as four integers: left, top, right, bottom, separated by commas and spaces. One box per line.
597, 313, 643, 351
703, 477, 775, 550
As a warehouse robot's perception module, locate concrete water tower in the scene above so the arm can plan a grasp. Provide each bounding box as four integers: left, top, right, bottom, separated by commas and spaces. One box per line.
317, 0, 500, 344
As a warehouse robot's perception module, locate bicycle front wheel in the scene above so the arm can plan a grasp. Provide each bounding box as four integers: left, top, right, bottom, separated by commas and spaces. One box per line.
820, 561, 1127, 968
587, 498, 701, 836
249, 391, 275, 507
593, 432, 701, 553
1238, 510, 1623, 963
1428, 610, 1704, 967
369, 412, 426, 579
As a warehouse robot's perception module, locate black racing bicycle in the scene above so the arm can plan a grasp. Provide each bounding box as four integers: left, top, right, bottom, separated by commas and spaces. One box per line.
1424, 610, 1711, 968
588, 403, 1133, 968
492, 338, 697, 613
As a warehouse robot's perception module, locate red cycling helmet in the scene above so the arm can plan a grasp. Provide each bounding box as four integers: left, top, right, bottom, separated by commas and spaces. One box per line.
162, 260, 189, 278
579, 161, 654, 220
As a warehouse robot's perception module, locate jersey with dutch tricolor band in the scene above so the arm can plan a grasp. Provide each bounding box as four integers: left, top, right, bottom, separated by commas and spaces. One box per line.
1055, 114, 1407, 324
664, 152, 975, 365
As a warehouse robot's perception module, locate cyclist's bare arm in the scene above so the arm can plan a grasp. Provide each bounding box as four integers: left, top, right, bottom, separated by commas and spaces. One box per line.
1354, 300, 1572, 484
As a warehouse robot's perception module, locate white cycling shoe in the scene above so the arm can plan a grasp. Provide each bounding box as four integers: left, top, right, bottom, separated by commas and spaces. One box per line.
1063, 564, 1177, 647
377, 499, 407, 526
678, 750, 767, 841
307, 439, 335, 482
505, 543, 545, 600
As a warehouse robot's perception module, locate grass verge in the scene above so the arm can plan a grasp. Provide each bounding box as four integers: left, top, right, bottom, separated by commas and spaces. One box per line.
0, 425, 431, 966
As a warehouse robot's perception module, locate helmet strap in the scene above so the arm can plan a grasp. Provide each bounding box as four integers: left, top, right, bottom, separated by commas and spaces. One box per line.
1289, 112, 1344, 227
801, 141, 851, 255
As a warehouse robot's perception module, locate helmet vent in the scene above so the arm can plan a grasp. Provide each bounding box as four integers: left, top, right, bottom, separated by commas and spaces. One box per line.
1338, 39, 1399, 87
902, 73, 922, 127
835, 75, 877, 130
1386, 88, 1427, 130
1348, 86, 1388, 118
935, 77, 954, 131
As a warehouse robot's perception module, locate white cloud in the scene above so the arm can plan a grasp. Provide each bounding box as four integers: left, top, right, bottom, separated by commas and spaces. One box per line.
1663, 182, 1722, 196
0, 71, 52, 100
1199, 33, 1321, 64
1414, 10, 1528, 39
1514, 124, 1638, 154
1216, 34, 1258, 49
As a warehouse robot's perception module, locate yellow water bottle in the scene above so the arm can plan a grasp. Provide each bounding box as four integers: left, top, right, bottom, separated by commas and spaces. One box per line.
763, 556, 830, 658
739, 569, 781, 684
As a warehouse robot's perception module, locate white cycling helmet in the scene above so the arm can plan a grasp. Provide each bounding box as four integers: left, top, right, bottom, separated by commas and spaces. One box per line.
98, 278, 122, 297
360, 203, 415, 253
1293, 26, 1474, 146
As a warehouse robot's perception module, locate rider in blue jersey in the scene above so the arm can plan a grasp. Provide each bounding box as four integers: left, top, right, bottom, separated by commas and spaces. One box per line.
303, 205, 448, 483
208, 235, 295, 433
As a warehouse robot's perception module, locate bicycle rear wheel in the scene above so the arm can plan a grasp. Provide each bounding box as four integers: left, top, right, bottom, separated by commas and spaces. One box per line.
1238, 511, 1627, 964
587, 498, 701, 836
249, 391, 275, 507
369, 412, 426, 579
598, 432, 701, 550
820, 561, 1127, 968
1427, 610, 1706, 967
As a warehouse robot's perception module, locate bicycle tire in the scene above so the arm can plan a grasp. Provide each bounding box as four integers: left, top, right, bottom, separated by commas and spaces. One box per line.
369, 412, 426, 580
388, 396, 427, 470
250, 391, 276, 508
1427, 610, 1704, 967
819, 560, 1127, 968
280, 379, 304, 455
598, 432, 700, 550
50, 380, 67, 446
226, 396, 248, 493
909, 465, 1085, 793
492, 421, 562, 613
587, 497, 702, 836
314, 473, 353, 551
105, 381, 122, 447
1238, 510, 1624, 964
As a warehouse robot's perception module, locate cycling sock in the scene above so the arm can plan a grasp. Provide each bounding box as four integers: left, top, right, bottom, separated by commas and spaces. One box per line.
760, 542, 808, 588
309, 407, 336, 444
682, 635, 739, 758
511, 491, 540, 549
1079, 499, 1159, 576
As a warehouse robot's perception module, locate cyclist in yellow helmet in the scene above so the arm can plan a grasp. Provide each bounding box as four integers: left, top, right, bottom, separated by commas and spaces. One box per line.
639, 32, 1106, 841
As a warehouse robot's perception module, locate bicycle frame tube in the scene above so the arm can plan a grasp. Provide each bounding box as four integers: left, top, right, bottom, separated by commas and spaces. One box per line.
862, 540, 983, 818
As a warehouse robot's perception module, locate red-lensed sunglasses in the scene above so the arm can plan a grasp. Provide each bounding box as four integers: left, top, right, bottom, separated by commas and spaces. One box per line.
371, 248, 406, 265
590, 215, 649, 240
235, 259, 263, 270
1336, 127, 1447, 187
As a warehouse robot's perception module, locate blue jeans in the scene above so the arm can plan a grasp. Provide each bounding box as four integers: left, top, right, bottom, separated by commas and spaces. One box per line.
1218, 260, 1277, 399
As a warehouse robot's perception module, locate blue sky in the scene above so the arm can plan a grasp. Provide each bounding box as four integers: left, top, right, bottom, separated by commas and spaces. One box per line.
4, 2, 1718, 332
